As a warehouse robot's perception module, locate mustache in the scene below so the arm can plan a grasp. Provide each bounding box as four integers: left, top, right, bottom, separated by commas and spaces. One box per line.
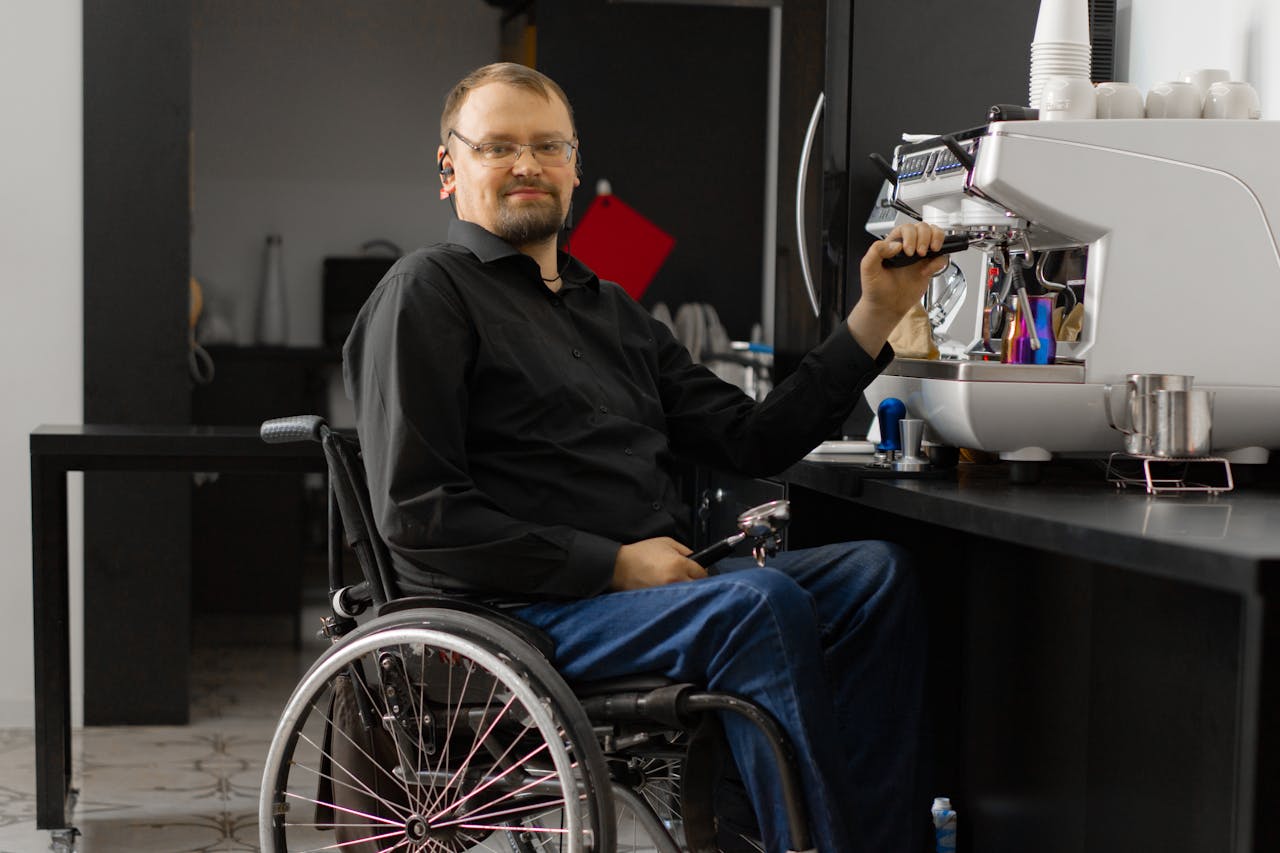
502, 178, 558, 196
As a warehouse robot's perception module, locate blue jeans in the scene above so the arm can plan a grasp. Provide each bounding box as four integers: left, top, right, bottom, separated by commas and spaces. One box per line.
514, 540, 925, 853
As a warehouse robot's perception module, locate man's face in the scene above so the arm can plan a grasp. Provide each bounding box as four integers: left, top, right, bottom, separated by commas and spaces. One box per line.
439, 82, 580, 248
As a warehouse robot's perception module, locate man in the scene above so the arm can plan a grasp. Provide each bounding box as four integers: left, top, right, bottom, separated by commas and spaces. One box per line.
345, 62, 949, 852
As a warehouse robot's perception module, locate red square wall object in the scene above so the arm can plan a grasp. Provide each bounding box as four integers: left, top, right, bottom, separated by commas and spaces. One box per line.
569, 195, 675, 300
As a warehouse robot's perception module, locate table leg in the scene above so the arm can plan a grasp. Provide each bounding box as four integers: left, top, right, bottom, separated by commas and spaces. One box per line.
31, 457, 72, 829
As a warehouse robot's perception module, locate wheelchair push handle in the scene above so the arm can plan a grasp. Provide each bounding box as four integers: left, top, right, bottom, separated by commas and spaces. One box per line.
260, 414, 328, 444
689, 498, 791, 568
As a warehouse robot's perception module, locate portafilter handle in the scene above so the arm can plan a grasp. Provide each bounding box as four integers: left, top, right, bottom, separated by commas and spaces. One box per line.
689, 498, 792, 568
880, 233, 975, 268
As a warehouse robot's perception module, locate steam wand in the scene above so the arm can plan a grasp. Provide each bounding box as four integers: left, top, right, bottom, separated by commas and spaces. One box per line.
1009, 259, 1041, 351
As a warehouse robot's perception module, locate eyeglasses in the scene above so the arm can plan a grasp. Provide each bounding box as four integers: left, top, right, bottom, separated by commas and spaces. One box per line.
448, 129, 578, 168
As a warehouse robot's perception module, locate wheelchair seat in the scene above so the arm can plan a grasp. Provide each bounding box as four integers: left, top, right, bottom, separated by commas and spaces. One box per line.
256, 415, 814, 853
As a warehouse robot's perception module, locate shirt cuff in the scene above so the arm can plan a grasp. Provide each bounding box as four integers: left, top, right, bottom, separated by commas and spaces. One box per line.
814, 325, 895, 392
564, 530, 622, 597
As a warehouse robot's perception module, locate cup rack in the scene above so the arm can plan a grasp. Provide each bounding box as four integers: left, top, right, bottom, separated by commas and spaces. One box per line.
1104, 453, 1234, 496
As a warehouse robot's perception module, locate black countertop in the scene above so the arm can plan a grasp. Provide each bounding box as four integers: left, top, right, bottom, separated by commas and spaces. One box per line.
781, 459, 1280, 597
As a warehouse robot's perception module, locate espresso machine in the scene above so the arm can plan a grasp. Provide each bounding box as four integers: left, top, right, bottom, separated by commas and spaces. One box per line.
863, 119, 1280, 467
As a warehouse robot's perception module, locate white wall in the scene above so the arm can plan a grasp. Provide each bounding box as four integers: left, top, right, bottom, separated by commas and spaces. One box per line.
0, 2, 83, 727
1121, 0, 1277, 117
191, 0, 503, 348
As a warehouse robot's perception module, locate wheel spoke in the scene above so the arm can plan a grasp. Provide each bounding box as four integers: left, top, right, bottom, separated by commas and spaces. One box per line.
423, 653, 495, 815
288, 755, 411, 824
280, 816, 403, 851
429, 744, 551, 824
456, 822, 568, 835
283, 790, 404, 828
297, 716, 412, 821
432, 796, 566, 828
422, 692, 518, 816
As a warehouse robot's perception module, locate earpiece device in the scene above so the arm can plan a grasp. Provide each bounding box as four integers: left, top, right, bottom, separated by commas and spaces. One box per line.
437, 152, 454, 200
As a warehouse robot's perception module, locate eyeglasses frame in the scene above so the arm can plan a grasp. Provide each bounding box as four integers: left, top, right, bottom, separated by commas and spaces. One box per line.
447, 129, 579, 169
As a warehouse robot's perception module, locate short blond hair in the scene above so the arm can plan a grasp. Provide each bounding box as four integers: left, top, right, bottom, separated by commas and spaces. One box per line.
440, 62, 576, 147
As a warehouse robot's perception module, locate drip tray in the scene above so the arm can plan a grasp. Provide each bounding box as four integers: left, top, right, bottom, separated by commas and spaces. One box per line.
884, 357, 1085, 383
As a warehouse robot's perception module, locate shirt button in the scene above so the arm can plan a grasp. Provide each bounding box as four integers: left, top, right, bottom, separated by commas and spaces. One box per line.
598, 405, 608, 414
624, 447, 634, 456
549, 297, 562, 307
651, 502, 662, 512
572, 348, 583, 358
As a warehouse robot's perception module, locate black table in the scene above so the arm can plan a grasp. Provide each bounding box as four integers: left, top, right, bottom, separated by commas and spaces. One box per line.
779, 459, 1280, 853
30, 424, 326, 832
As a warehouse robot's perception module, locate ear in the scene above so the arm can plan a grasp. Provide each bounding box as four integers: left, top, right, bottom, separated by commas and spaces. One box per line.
437, 145, 456, 199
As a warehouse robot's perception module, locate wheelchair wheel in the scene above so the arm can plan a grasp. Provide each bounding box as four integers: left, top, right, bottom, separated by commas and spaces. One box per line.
610, 746, 765, 853
612, 778, 682, 853
260, 610, 614, 853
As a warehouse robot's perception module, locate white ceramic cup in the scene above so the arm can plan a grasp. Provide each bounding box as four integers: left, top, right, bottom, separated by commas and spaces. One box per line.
1145, 81, 1203, 118
1180, 68, 1231, 97
1040, 76, 1096, 120
1203, 80, 1262, 119
1094, 81, 1145, 119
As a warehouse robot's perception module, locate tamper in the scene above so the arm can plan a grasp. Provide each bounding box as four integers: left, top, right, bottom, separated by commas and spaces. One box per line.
876, 397, 906, 463
894, 418, 930, 472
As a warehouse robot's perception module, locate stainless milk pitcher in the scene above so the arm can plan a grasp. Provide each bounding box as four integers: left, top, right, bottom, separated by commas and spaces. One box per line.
1151, 388, 1214, 457
1103, 374, 1194, 455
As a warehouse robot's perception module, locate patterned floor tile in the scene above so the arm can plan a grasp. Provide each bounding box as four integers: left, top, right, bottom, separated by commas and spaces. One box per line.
1, 640, 305, 852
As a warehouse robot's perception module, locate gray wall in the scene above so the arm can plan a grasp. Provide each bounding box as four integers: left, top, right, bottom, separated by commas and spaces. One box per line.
0, 1, 83, 728
191, 0, 503, 347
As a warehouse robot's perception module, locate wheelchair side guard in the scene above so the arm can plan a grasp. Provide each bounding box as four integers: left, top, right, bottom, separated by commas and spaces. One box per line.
680, 712, 729, 853
379, 594, 557, 660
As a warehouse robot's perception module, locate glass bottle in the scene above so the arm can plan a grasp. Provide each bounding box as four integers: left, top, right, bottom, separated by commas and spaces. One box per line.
255, 233, 288, 345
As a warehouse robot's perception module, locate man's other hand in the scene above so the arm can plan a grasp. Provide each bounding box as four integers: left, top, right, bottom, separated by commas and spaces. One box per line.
611, 537, 707, 590
847, 222, 949, 357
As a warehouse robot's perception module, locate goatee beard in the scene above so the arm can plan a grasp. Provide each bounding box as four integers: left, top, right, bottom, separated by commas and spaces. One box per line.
493, 181, 566, 247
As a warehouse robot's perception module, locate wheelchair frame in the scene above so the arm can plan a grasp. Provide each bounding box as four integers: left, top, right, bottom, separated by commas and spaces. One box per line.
258, 415, 815, 853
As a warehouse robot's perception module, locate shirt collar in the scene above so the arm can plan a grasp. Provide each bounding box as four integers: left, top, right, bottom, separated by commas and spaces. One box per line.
447, 219, 600, 292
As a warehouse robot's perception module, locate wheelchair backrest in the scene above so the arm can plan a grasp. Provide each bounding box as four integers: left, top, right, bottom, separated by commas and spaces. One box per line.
321, 429, 402, 606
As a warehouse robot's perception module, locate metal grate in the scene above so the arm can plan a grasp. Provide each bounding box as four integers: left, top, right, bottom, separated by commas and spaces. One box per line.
1089, 0, 1118, 83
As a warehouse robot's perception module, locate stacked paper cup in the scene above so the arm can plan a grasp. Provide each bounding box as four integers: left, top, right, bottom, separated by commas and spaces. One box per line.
1029, 0, 1091, 109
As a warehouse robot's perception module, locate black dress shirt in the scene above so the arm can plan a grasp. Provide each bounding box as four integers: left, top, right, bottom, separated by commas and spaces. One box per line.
344, 220, 892, 601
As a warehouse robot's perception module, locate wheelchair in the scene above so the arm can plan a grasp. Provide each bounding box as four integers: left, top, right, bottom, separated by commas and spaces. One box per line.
257, 416, 814, 853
